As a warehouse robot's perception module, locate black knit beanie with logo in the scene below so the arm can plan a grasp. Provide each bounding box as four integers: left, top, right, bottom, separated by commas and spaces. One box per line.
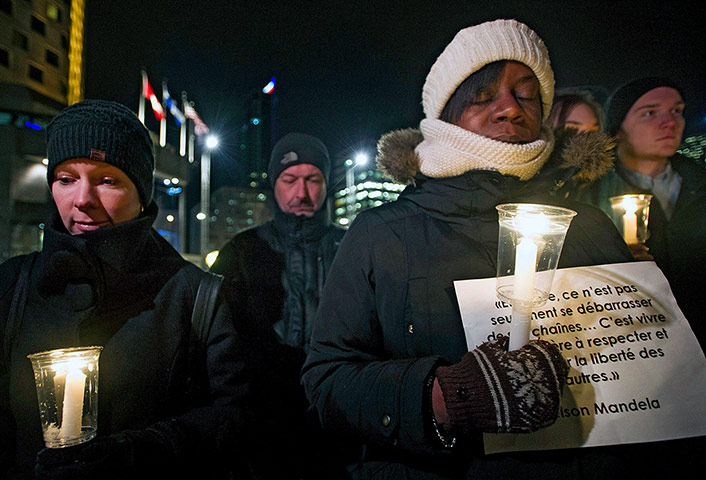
267, 133, 330, 188
46, 99, 155, 205
605, 77, 684, 136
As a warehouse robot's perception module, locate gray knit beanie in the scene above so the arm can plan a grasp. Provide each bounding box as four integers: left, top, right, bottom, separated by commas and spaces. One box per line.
422, 19, 555, 122
46, 99, 155, 205
268, 133, 330, 187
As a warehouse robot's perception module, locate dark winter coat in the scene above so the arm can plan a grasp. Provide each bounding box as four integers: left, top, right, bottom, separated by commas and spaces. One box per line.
0, 204, 249, 480
210, 207, 350, 479
301, 129, 670, 479
573, 153, 706, 349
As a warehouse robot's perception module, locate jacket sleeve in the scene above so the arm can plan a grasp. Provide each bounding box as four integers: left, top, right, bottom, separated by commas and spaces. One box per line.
302, 214, 441, 455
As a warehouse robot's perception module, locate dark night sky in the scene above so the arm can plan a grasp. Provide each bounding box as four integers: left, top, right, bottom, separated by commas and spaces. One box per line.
83, 0, 706, 186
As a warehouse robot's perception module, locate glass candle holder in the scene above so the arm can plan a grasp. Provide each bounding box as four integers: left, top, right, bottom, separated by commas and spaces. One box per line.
496, 204, 577, 350
609, 194, 652, 244
27, 346, 103, 448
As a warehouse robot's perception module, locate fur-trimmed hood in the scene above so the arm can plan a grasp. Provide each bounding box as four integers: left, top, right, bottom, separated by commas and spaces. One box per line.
376, 126, 615, 187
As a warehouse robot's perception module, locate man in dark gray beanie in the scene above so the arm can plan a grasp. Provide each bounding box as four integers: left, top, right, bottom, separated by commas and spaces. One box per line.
577, 77, 706, 349
211, 133, 353, 479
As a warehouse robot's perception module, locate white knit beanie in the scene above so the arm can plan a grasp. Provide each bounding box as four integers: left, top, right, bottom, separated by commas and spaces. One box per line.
422, 19, 555, 122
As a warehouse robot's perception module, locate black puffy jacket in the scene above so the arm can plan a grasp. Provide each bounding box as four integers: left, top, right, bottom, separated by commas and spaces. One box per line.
302, 129, 664, 479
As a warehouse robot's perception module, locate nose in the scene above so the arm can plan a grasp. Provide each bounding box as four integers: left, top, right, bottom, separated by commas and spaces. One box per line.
294, 178, 309, 200
490, 92, 523, 123
658, 111, 678, 128
74, 180, 98, 209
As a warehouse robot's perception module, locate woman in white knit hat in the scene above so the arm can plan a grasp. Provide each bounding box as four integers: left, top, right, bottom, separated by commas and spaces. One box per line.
303, 20, 634, 479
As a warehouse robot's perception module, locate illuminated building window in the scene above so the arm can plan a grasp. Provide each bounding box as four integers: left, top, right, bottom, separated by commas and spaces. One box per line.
47, 4, 62, 22
31, 16, 46, 36
28, 65, 43, 83
45, 50, 59, 67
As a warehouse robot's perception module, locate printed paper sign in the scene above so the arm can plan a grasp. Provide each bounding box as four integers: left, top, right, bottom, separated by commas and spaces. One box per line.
453, 261, 706, 454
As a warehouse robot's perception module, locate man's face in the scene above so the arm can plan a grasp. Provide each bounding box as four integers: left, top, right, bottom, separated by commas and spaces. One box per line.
274, 163, 327, 217
454, 61, 542, 144
618, 87, 685, 160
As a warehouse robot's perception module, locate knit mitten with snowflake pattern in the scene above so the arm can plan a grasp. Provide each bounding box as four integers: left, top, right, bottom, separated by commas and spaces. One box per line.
435, 336, 568, 434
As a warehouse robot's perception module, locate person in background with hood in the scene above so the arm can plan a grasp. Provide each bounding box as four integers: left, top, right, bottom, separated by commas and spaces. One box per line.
0, 100, 249, 479
211, 133, 351, 479
302, 19, 643, 479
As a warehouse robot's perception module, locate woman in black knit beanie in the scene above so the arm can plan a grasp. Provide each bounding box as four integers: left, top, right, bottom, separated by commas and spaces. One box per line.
1, 100, 249, 480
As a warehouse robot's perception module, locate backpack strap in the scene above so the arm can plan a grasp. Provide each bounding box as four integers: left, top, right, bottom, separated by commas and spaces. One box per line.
191, 272, 224, 346
186, 272, 223, 404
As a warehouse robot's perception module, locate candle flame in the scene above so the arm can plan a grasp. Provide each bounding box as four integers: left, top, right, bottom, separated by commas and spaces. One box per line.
621, 197, 639, 215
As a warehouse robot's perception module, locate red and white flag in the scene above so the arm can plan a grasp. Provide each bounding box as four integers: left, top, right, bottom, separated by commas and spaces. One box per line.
184, 102, 209, 137
142, 73, 165, 121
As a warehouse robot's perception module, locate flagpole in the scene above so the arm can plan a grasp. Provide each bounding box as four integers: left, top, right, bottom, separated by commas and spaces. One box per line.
139, 70, 146, 123
160, 80, 167, 147
184, 92, 195, 163
180, 99, 187, 157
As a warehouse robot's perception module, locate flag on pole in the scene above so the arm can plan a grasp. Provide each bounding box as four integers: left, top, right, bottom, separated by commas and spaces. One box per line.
142, 72, 165, 121
164, 85, 186, 126
184, 101, 209, 137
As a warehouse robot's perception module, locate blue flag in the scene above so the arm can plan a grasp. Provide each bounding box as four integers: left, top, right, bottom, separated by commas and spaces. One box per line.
164, 85, 186, 126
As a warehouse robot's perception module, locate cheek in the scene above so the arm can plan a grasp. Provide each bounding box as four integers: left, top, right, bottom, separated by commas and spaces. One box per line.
104, 191, 141, 222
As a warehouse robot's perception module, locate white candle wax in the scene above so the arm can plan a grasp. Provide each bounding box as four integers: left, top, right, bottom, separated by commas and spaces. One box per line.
60, 369, 86, 440
514, 236, 538, 303
623, 211, 638, 244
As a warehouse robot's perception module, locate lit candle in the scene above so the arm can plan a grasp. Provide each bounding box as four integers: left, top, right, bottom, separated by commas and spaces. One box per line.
622, 211, 638, 244
514, 236, 538, 303
60, 368, 86, 440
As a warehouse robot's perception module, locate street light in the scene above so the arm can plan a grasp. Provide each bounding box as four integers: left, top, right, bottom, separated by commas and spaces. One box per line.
345, 151, 370, 224
200, 134, 219, 267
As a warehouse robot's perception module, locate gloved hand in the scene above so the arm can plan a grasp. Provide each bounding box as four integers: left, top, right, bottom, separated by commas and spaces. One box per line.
35, 429, 172, 480
435, 336, 568, 435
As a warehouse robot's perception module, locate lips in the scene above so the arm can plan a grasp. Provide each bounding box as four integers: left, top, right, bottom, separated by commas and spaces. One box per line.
71, 220, 110, 233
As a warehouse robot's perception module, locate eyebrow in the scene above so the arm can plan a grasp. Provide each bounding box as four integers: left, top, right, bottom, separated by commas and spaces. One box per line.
635, 101, 685, 111
566, 120, 598, 125
516, 75, 539, 85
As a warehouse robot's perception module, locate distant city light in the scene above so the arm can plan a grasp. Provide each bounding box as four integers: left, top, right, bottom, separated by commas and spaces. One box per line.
262, 77, 276, 94
167, 186, 182, 196
171, 177, 180, 184
250, 117, 261, 126
196, 212, 207, 221
163, 178, 172, 185
166, 214, 175, 222
25, 121, 42, 130
42, 158, 49, 165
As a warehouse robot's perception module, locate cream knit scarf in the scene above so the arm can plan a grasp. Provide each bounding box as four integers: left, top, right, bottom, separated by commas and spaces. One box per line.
415, 118, 555, 181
